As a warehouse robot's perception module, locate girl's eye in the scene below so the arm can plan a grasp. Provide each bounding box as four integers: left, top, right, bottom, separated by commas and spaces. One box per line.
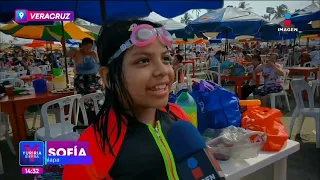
137, 58, 150, 64
162, 56, 171, 64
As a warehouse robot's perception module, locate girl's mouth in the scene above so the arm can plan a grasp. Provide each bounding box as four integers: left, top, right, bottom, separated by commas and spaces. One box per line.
148, 84, 169, 96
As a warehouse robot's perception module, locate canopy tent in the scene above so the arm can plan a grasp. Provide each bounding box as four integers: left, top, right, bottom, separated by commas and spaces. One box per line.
158, 19, 186, 31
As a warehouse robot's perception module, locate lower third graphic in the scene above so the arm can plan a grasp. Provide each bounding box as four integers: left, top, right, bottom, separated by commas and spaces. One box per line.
19, 141, 44, 166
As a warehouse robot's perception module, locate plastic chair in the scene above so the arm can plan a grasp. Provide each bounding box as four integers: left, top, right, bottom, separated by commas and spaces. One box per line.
16, 66, 25, 72
205, 70, 221, 85
289, 79, 320, 148
303, 62, 319, 81
4, 73, 17, 79
16, 70, 27, 77
278, 57, 288, 67
38, 65, 51, 73
175, 64, 192, 91
0, 78, 24, 88
34, 94, 81, 141
269, 69, 291, 111
0, 72, 5, 80
0, 113, 16, 174
78, 92, 105, 125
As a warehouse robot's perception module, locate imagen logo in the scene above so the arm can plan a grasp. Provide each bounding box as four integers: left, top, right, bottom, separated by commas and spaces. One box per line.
19, 141, 44, 166
278, 13, 298, 32
14, 9, 74, 23
284, 13, 292, 27
188, 158, 204, 179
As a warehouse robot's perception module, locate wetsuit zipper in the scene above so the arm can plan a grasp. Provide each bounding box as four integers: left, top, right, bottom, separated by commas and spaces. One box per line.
148, 121, 179, 180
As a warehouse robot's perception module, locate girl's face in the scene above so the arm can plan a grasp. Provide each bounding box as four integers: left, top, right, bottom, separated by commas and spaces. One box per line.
122, 38, 174, 109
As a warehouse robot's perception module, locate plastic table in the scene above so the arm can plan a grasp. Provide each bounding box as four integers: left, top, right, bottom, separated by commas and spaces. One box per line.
219, 140, 300, 180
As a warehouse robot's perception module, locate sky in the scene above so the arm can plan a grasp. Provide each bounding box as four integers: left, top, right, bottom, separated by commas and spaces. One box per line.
147, 0, 315, 23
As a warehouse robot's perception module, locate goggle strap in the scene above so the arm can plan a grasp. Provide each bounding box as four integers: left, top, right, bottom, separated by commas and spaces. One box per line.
108, 40, 133, 64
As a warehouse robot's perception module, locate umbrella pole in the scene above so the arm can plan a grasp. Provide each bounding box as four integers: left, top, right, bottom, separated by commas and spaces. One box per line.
60, 21, 69, 87
184, 41, 187, 60
224, 31, 228, 61
292, 32, 296, 65
100, 0, 107, 25
50, 43, 54, 71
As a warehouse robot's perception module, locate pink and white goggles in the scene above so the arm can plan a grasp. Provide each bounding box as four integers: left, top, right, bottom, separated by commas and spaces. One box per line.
108, 24, 173, 64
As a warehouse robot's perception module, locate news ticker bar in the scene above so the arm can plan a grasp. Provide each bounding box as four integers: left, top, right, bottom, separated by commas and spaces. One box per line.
15, 9, 74, 23
19, 141, 92, 166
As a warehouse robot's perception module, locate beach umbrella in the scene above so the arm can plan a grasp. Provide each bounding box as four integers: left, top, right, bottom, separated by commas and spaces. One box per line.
0, 22, 95, 41
291, 2, 320, 24
0, 1, 223, 25
187, 7, 270, 36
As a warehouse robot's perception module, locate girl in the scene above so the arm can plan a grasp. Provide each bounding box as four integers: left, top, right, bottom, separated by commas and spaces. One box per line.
63, 20, 189, 179
253, 53, 284, 106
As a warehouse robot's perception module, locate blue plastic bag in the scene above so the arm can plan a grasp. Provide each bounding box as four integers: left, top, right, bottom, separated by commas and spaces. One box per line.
191, 80, 241, 134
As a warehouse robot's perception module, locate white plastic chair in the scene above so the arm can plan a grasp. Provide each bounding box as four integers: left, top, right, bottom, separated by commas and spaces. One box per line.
303, 62, 319, 81
205, 70, 221, 85
3, 73, 17, 79
0, 78, 24, 88
0, 72, 5, 80
289, 79, 320, 148
34, 94, 81, 141
0, 113, 16, 174
278, 57, 288, 68
175, 64, 192, 91
16, 70, 27, 77
78, 92, 105, 125
38, 65, 51, 73
269, 69, 291, 111
16, 66, 25, 72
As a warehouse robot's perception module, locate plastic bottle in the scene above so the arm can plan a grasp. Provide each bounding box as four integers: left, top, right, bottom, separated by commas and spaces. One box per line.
175, 88, 198, 128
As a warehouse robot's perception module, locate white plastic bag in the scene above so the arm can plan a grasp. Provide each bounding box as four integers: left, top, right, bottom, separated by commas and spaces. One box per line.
205, 126, 266, 159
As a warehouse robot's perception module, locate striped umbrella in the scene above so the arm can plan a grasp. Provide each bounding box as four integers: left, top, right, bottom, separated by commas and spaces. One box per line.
0, 22, 95, 41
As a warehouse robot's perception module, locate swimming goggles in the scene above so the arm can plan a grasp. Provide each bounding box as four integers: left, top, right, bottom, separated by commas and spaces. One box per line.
108, 24, 173, 64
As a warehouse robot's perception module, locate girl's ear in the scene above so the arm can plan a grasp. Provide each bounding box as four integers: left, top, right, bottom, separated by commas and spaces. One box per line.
99, 66, 109, 87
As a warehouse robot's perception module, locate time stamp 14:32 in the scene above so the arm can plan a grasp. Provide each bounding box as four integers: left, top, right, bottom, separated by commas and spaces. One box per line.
21, 167, 43, 175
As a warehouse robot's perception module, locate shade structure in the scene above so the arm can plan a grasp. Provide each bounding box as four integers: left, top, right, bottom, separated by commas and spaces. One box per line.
300, 34, 320, 40
187, 7, 270, 36
0, 1, 223, 25
0, 22, 95, 41
157, 19, 186, 31
291, 2, 320, 24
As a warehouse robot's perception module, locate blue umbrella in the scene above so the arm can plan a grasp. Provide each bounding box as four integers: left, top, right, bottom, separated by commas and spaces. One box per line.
291, 2, 320, 24
0, 1, 223, 25
187, 7, 270, 36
